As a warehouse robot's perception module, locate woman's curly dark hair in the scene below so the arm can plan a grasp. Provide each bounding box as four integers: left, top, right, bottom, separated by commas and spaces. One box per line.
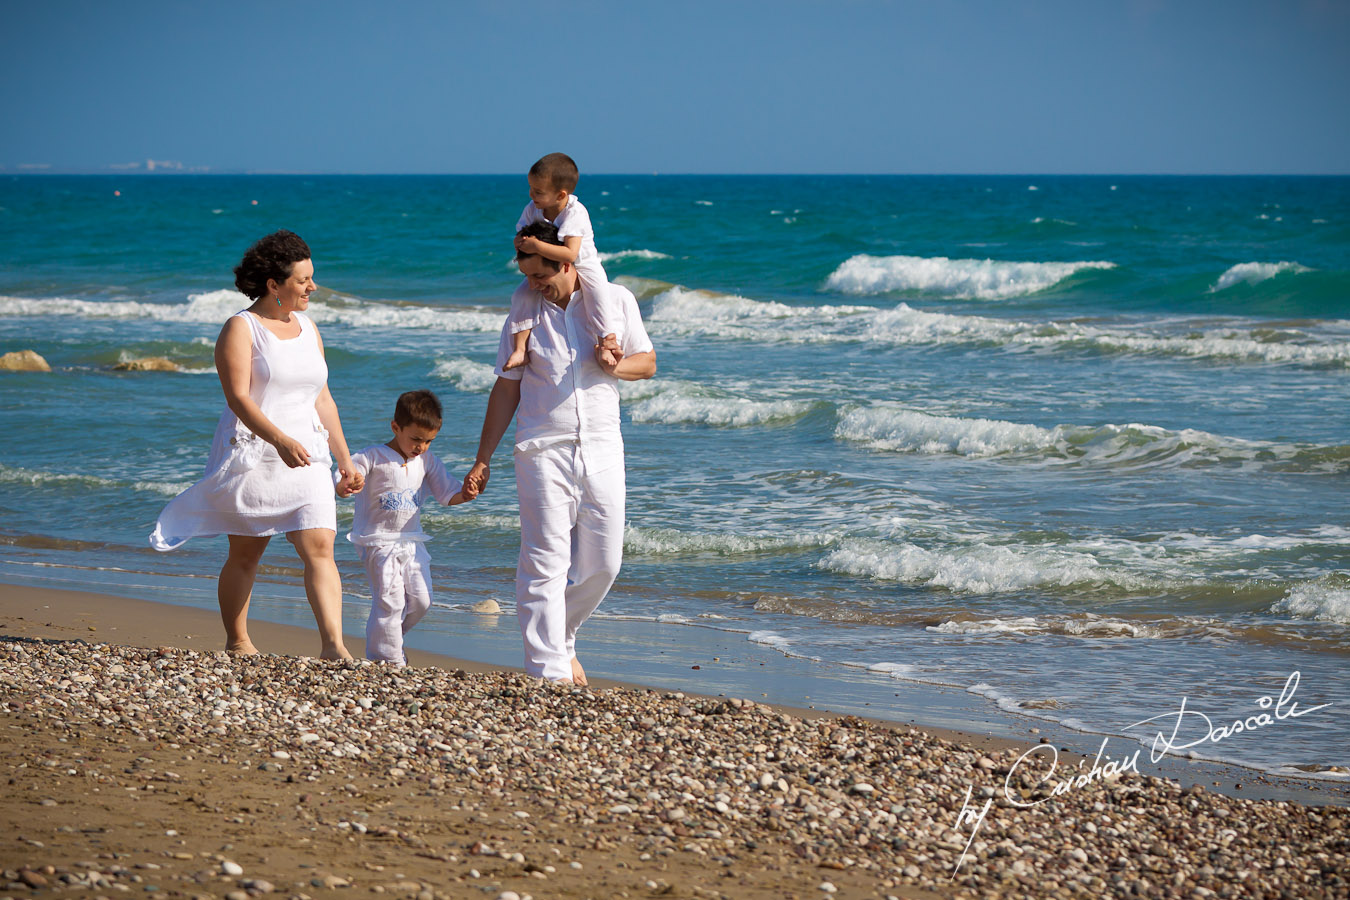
233, 230, 312, 301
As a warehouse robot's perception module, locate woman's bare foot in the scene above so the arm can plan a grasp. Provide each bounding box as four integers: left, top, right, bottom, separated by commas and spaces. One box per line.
225, 639, 259, 655
320, 644, 354, 660
570, 657, 588, 686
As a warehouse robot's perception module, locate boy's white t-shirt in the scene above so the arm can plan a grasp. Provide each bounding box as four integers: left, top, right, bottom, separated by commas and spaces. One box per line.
346, 444, 460, 546
517, 195, 597, 262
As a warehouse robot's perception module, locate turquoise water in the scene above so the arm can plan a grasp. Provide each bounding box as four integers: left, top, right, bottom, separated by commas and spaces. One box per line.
1, 174, 1347, 776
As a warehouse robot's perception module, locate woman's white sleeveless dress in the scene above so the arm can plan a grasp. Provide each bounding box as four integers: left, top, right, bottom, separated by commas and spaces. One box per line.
149, 311, 336, 550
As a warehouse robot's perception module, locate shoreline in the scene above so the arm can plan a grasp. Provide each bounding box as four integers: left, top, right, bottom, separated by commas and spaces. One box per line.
2, 581, 1345, 809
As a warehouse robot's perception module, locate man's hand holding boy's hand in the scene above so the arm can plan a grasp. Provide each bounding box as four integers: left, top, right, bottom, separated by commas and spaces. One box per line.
462, 462, 489, 500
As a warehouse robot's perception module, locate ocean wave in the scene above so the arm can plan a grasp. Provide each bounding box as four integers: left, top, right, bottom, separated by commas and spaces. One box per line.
626, 380, 818, 427
1212, 261, 1312, 292
0, 290, 505, 334
930, 614, 1164, 639
644, 289, 1350, 367
833, 406, 1350, 472
1272, 578, 1350, 625
431, 357, 498, 393
624, 525, 838, 558
599, 249, 671, 264
0, 463, 187, 496
823, 254, 1115, 300
817, 536, 1150, 594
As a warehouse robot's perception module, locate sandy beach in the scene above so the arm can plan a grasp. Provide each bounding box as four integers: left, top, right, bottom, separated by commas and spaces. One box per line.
2, 584, 1347, 900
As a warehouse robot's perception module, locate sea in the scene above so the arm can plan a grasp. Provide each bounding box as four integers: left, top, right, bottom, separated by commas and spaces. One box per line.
1, 174, 1347, 779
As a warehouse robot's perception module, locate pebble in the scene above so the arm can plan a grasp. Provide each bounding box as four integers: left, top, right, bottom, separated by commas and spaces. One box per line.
2, 637, 1346, 900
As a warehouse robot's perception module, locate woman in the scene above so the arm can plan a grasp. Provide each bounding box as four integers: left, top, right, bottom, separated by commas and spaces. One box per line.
150, 230, 363, 658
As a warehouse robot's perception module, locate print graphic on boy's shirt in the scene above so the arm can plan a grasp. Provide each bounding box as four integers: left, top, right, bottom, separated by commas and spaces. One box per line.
378, 489, 420, 512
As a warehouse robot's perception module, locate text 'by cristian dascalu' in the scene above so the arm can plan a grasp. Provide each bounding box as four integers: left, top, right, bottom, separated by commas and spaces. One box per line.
950, 671, 1331, 876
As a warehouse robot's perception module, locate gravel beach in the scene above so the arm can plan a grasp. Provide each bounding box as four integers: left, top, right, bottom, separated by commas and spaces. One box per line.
2, 600, 1347, 900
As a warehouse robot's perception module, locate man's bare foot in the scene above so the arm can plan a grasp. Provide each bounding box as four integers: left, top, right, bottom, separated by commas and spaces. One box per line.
225, 639, 258, 655
570, 657, 588, 686
503, 349, 528, 370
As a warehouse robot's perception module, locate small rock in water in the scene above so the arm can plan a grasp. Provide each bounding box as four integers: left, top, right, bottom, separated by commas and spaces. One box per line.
470, 599, 502, 614
220, 861, 244, 877
0, 349, 51, 372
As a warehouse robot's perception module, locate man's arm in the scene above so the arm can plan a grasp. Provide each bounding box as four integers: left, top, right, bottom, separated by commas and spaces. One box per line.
464, 376, 522, 495
605, 348, 656, 381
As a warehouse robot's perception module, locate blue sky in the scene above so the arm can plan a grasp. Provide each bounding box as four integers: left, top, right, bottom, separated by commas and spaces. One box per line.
2, 0, 1347, 174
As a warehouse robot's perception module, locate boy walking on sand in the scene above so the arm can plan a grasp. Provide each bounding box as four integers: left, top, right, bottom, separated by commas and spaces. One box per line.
340, 390, 474, 665
504, 152, 622, 371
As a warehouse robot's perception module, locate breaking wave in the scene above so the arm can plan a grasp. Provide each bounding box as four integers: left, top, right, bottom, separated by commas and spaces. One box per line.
431, 357, 498, 393
833, 406, 1350, 472
1211, 261, 1312, 292
625, 380, 819, 428
644, 289, 1350, 367
824, 254, 1116, 300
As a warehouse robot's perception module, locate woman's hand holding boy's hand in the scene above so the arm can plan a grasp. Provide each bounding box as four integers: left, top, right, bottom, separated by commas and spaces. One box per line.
335, 467, 364, 497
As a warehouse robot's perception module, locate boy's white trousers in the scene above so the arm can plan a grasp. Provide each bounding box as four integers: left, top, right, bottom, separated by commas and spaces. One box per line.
514, 441, 625, 681
359, 540, 432, 665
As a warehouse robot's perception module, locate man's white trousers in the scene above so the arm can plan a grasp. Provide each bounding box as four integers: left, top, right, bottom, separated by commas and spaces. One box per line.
514, 441, 625, 681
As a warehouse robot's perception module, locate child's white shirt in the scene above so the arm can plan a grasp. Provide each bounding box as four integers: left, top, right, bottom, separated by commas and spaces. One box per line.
517, 195, 598, 262
346, 444, 460, 546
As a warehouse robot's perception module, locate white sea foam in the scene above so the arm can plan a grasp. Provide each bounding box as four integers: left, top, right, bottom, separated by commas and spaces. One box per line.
1272, 581, 1350, 625
0, 463, 187, 496
430, 357, 498, 393
599, 249, 671, 264
833, 405, 1339, 471
747, 631, 794, 653
1211, 261, 1312, 292
836, 407, 1056, 457
823, 254, 1115, 300
932, 615, 1158, 639
818, 537, 1142, 594
967, 683, 1027, 715
868, 662, 918, 678
644, 287, 1350, 367
626, 380, 815, 428
0, 291, 505, 333
623, 525, 837, 557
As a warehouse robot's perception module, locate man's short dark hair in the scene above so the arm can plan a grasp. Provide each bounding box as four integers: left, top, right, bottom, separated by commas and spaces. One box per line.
529, 153, 579, 193
515, 221, 566, 271
393, 390, 442, 430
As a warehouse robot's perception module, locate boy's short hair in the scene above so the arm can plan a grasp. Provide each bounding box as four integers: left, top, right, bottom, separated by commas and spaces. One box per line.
393, 390, 443, 430
515, 222, 566, 271
529, 153, 579, 193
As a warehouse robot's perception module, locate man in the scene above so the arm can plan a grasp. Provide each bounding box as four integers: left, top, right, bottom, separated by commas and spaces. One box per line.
465, 221, 657, 684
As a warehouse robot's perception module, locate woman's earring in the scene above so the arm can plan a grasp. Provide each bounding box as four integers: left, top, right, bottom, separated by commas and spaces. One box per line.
275, 295, 282, 307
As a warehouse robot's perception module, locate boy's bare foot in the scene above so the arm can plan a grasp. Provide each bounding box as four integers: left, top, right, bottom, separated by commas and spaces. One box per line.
596, 346, 618, 368
570, 656, 588, 686
225, 639, 259, 655
503, 350, 528, 370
